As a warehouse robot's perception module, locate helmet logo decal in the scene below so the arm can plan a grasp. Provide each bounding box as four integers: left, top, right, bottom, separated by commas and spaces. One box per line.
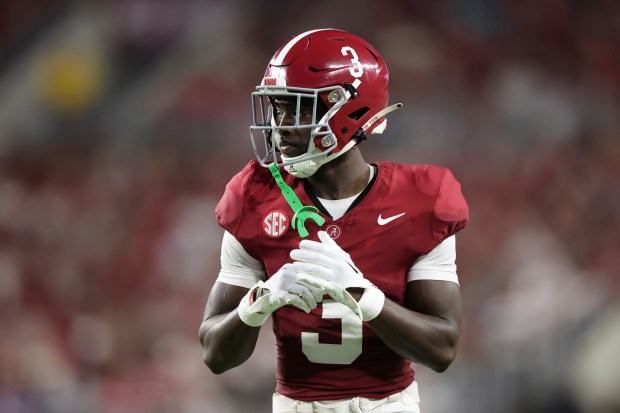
262, 76, 287, 86
325, 224, 342, 239
262, 210, 289, 238
341, 46, 363, 78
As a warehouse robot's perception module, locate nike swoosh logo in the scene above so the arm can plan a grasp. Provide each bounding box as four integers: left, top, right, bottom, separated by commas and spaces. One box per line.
377, 212, 406, 226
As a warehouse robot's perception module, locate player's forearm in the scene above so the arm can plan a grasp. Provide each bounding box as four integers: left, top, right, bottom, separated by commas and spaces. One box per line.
368, 298, 460, 372
199, 310, 260, 374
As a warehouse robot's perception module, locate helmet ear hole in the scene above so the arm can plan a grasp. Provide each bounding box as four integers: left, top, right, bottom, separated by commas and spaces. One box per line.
348, 107, 369, 121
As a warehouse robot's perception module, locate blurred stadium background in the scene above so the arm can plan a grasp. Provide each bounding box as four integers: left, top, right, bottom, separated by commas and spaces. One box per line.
0, 1, 619, 412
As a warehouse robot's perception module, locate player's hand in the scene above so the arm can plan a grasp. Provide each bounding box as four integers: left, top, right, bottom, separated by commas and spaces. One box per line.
296, 276, 363, 319
238, 263, 325, 327
290, 231, 385, 321
262, 263, 325, 312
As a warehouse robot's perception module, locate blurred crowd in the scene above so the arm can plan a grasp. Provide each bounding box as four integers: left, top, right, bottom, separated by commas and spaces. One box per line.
0, 1, 619, 412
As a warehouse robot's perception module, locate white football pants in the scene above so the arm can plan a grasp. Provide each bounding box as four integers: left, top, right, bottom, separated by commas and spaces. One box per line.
272, 380, 421, 413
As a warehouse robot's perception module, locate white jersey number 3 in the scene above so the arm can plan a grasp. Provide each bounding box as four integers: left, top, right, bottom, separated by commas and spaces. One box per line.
341, 46, 363, 78
301, 300, 363, 364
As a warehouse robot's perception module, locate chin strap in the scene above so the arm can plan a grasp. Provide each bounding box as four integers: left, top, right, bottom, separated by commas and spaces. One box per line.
319, 103, 405, 164
269, 164, 325, 238
362, 102, 403, 135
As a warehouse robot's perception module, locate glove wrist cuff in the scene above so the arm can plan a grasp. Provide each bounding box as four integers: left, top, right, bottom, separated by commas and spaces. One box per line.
358, 287, 385, 321
238, 282, 269, 327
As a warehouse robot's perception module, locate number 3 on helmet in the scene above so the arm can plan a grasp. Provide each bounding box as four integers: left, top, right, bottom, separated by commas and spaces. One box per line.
250, 28, 402, 178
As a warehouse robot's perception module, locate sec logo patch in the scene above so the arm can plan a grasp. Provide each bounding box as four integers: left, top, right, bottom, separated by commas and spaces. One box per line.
263, 210, 289, 238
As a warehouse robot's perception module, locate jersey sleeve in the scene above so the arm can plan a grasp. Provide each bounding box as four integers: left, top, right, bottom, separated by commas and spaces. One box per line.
433, 168, 469, 243
214, 161, 264, 260
215, 161, 254, 235
407, 235, 459, 284
216, 231, 265, 288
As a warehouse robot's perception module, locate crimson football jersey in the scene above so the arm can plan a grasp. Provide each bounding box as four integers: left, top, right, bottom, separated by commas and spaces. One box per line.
215, 160, 469, 401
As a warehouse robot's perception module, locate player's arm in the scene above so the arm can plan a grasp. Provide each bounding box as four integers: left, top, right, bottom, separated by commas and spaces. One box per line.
291, 232, 462, 372
370, 167, 467, 371
368, 277, 461, 373
199, 281, 260, 374
200, 274, 323, 375
200, 231, 324, 374
200, 282, 259, 374
366, 235, 462, 372
199, 231, 265, 374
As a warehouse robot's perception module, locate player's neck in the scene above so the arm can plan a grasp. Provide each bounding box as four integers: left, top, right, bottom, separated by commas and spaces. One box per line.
305, 150, 371, 200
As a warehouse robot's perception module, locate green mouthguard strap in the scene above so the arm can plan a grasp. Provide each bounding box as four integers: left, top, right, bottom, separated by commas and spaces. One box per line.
268, 163, 325, 238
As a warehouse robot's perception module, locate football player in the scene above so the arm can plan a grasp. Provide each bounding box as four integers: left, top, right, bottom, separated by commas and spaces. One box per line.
199, 29, 469, 413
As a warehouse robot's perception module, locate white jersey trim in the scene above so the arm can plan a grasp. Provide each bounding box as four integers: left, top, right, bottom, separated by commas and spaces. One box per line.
216, 231, 265, 288
408, 235, 459, 285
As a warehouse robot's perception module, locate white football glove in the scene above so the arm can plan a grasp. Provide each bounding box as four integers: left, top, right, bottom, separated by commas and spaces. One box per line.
238, 263, 325, 327
290, 231, 385, 321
